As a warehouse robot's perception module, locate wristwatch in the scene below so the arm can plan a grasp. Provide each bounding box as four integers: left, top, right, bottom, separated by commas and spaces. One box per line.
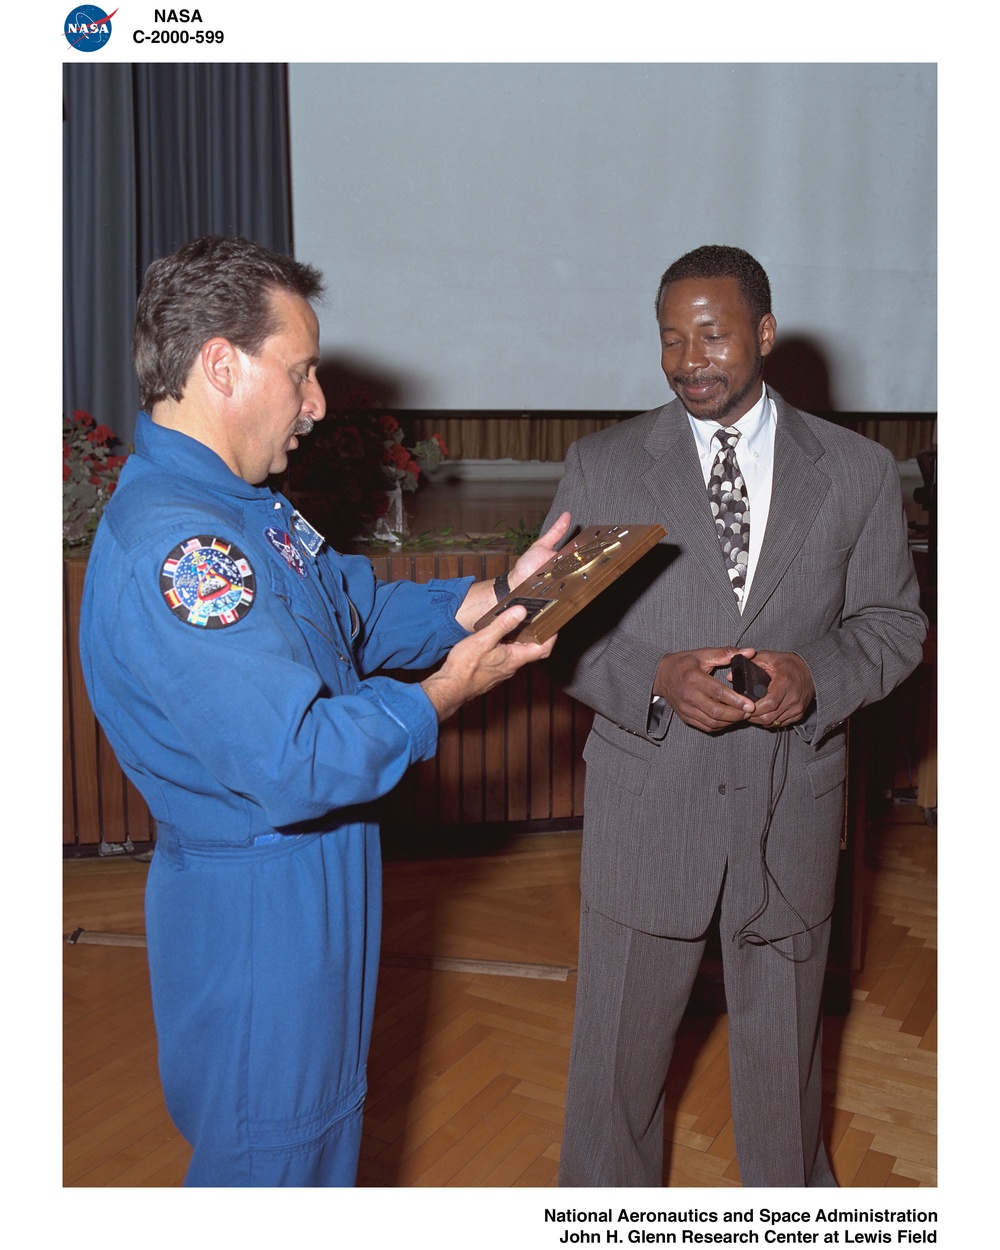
493, 573, 510, 603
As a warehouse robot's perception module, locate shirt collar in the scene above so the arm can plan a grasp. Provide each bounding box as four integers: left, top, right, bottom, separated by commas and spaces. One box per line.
134, 409, 275, 501
686, 382, 772, 458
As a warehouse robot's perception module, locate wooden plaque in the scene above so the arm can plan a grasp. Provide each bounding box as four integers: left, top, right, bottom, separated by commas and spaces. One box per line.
474, 523, 667, 644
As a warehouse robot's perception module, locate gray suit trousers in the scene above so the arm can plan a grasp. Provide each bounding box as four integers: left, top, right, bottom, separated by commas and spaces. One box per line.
558, 899, 838, 1187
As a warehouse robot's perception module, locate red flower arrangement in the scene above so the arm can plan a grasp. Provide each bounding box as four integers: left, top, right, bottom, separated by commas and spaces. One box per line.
375, 413, 448, 495
287, 393, 448, 546
63, 410, 128, 551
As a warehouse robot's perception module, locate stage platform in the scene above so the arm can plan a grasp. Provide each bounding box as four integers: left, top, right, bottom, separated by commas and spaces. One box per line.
401, 467, 563, 540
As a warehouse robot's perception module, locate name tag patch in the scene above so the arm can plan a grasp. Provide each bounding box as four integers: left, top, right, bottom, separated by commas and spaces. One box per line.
291, 510, 325, 557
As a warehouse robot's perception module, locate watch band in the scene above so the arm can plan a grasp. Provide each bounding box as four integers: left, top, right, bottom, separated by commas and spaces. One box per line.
493, 572, 511, 603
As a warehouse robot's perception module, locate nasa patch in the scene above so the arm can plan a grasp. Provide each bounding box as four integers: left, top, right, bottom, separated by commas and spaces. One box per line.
161, 537, 255, 628
264, 527, 307, 577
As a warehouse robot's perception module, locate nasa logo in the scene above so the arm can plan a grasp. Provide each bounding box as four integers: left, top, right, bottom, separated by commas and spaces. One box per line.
64, 5, 118, 52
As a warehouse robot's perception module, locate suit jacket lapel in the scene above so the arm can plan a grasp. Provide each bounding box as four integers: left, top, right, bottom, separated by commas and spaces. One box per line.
738, 392, 830, 633
640, 399, 745, 623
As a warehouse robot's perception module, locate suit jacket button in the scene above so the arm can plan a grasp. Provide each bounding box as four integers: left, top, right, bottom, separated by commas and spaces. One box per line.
718, 783, 726, 795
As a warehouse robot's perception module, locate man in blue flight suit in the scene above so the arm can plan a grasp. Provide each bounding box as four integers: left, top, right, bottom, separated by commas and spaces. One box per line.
79, 236, 571, 1187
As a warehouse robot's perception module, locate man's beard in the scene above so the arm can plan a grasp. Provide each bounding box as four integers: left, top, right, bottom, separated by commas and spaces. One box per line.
677, 348, 763, 424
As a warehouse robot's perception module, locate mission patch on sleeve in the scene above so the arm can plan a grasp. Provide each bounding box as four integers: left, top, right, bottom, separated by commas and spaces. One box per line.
160, 536, 256, 628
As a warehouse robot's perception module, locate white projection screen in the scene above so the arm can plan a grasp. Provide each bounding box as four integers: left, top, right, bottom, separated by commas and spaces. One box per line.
289, 63, 935, 414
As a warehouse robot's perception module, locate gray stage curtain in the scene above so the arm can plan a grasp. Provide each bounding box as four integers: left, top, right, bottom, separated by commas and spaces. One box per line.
63, 64, 292, 447
63, 64, 139, 440
132, 64, 292, 287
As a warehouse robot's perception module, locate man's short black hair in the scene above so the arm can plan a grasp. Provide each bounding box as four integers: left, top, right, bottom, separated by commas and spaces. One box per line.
655, 245, 772, 325
134, 235, 325, 410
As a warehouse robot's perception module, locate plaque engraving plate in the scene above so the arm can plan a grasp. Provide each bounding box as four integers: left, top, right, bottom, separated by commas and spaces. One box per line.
475, 523, 667, 644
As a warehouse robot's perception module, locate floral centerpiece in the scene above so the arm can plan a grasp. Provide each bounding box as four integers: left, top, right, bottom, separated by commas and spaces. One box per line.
287, 393, 448, 548
63, 411, 128, 553
376, 413, 448, 494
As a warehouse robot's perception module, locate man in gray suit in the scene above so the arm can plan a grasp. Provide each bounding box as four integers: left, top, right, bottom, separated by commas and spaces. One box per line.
544, 245, 926, 1187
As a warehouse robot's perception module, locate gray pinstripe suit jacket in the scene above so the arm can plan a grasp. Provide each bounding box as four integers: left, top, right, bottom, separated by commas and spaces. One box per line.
543, 390, 926, 944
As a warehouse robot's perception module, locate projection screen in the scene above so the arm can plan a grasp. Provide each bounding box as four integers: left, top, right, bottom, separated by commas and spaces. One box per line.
289, 63, 935, 414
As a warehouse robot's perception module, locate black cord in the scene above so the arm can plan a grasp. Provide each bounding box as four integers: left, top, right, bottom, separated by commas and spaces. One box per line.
732, 727, 823, 962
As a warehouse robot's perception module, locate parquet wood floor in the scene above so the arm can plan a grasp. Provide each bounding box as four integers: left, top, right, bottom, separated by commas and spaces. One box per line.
63, 806, 935, 1188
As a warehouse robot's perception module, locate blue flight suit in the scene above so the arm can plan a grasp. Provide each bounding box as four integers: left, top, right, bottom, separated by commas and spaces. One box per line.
79, 412, 474, 1186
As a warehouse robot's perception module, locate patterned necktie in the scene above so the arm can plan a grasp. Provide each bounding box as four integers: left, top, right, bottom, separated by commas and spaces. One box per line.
707, 426, 750, 606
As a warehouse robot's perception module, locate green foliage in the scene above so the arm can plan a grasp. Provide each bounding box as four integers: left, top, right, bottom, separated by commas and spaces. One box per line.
496, 516, 544, 555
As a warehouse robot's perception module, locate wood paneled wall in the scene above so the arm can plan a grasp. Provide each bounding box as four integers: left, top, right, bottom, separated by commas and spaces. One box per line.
63, 558, 156, 850
373, 551, 591, 838
411, 415, 624, 462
